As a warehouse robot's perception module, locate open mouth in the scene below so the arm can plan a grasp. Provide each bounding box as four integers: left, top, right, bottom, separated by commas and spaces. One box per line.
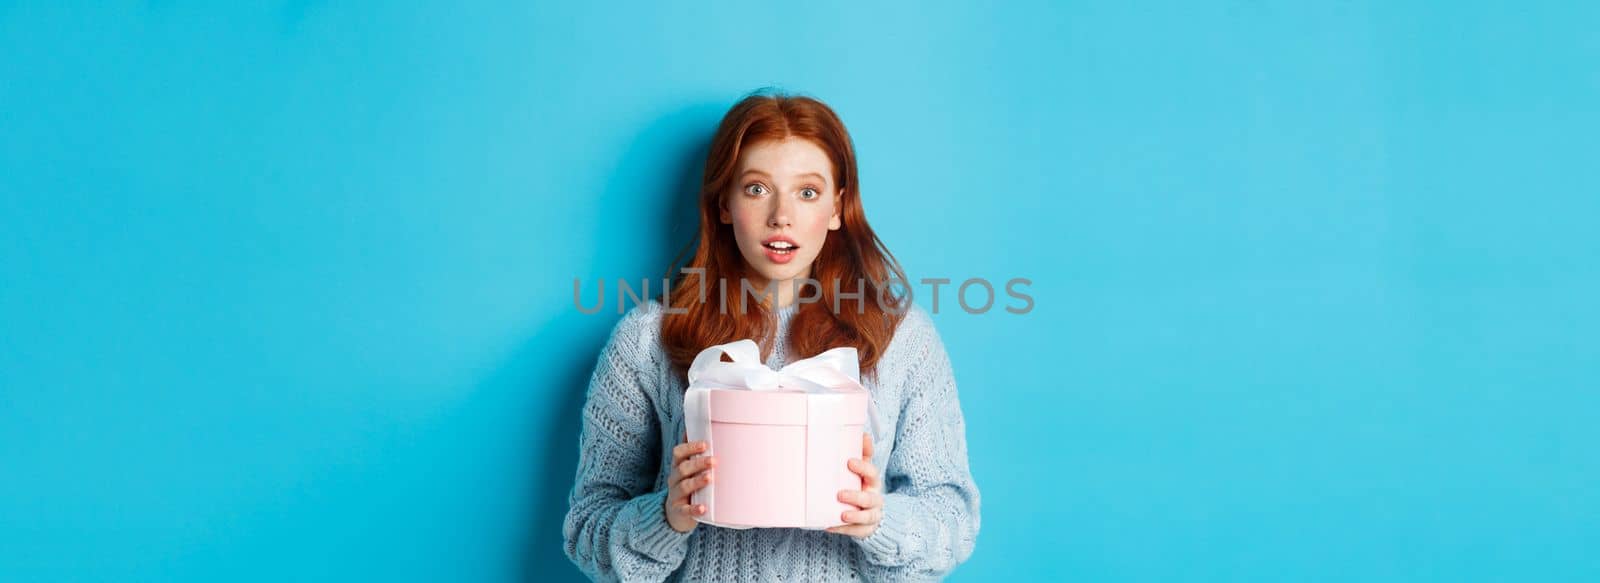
761, 241, 798, 256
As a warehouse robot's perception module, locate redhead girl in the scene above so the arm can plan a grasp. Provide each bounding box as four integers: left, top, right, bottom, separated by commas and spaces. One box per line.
563, 92, 980, 581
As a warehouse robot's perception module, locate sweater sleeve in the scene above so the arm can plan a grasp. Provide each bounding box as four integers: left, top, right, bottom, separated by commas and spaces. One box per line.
562, 309, 692, 582
853, 312, 982, 581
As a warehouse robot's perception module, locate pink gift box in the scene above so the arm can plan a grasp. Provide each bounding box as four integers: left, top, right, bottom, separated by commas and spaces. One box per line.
683, 340, 869, 530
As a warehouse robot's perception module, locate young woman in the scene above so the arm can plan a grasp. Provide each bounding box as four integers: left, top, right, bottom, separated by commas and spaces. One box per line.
563, 91, 980, 581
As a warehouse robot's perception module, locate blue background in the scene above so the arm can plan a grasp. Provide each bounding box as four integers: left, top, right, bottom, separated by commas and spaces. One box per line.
3, 2, 1597, 581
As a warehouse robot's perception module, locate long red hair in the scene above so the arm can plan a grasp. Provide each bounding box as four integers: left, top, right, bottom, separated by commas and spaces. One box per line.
661, 91, 908, 377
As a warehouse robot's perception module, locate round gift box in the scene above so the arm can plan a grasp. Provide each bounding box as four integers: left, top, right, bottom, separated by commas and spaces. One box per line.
692, 388, 868, 529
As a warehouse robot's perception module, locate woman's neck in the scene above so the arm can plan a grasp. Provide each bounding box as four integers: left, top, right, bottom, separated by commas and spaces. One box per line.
744, 269, 813, 309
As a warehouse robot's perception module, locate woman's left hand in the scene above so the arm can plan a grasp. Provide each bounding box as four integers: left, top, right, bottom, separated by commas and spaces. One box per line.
829, 432, 883, 539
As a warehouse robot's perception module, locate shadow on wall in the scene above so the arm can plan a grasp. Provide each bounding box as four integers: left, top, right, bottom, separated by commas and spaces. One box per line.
516, 102, 722, 582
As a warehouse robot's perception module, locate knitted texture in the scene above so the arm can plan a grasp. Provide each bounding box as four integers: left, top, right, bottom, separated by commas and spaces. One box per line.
563, 299, 980, 582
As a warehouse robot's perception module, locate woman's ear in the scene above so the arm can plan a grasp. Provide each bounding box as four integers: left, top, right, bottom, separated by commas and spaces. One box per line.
828, 189, 844, 230
719, 196, 732, 224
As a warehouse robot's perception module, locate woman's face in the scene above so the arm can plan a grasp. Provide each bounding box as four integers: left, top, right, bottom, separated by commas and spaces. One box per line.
720, 137, 843, 292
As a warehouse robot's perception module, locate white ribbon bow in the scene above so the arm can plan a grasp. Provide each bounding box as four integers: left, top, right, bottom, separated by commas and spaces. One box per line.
687, 339, 865, 394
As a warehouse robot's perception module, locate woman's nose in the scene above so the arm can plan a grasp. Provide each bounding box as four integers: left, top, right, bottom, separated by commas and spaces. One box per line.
767, 197, 793, 228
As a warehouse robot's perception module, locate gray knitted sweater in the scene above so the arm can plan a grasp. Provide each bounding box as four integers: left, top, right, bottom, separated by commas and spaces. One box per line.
563, 299, 980, 582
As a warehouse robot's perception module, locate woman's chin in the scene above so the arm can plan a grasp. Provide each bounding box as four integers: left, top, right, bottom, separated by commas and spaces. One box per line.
743, 267, 810, 289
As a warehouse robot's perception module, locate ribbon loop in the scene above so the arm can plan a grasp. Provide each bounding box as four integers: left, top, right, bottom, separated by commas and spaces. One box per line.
686, 340, 865, 393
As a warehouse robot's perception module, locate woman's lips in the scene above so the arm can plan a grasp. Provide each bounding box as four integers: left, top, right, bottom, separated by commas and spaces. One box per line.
760, 236, 799, 264
762, 245, 797, 264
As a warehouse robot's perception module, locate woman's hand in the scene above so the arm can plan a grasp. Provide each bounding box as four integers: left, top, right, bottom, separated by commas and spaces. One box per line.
664, 433, 716, 533
828, 432, 883, 539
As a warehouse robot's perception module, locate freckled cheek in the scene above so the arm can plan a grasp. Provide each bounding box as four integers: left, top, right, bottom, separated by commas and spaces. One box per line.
729, 208, 765, 239
797, 211, 833, 246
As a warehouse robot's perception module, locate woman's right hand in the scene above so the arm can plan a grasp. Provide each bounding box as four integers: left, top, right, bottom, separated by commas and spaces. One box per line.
664, 434, 716, 533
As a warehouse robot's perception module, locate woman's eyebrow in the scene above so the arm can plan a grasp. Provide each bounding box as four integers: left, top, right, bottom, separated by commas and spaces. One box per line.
738, 169, 828, 183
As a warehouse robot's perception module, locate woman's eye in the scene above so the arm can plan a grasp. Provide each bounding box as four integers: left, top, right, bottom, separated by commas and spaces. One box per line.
799, 188, 819, 200
744, 183, 767, 196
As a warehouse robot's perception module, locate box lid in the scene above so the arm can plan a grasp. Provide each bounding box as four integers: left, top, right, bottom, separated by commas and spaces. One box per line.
705, 389, 868, 426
